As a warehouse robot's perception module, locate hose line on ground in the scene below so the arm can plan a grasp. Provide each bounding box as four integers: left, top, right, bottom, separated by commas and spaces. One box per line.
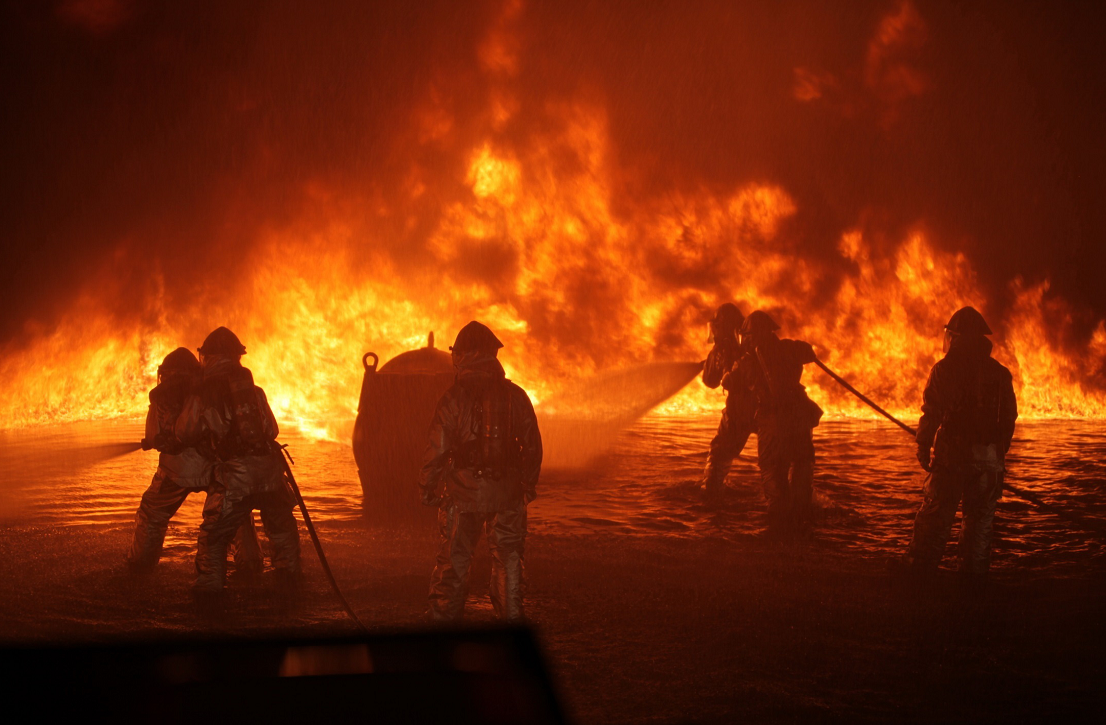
814, 357, 1104, 534
279, 446, 370, 633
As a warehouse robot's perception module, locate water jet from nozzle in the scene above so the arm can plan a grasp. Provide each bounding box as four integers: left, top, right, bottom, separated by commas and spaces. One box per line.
539, 361, 702, 468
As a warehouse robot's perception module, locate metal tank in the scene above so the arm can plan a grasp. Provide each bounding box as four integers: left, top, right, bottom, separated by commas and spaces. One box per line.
352, 333, 454, 522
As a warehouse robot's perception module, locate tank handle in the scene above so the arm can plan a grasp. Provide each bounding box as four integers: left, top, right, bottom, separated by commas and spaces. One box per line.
362, 352, 379, 373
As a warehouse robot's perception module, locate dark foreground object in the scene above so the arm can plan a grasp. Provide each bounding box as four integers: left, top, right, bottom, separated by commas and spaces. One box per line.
0, 626, 564, 724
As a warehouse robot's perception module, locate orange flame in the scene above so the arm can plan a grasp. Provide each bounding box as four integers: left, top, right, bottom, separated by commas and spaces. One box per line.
2, 2, 1106, 437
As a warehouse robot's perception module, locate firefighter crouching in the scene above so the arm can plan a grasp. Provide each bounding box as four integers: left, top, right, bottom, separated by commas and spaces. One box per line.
176, 327, 301, 601
420, 321, 543, 622
127, 347, 261, 574
736, 310, 823, 530
701, 303, 756, 504
903, 307, 1018, 578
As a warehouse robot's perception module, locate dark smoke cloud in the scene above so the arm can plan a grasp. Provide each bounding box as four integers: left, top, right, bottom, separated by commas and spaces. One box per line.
56, 0, 137, 35
0, 0, 491, 340
2, 0, 1106, 347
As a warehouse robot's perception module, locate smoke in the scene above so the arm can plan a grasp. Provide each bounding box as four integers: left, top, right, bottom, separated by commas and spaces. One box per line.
2, 0, 1106, 424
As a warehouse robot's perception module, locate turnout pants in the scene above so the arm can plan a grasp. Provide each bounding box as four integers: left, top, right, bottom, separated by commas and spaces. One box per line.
757, 423, 815, 525
703, 404, 752, 497
907, 466, 1003, 574
194, 485, 301, 592
128, 469, 261, 571
429, 502, 527, 622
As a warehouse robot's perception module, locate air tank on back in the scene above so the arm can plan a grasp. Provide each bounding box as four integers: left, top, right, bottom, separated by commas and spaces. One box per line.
352, 333, 454, 522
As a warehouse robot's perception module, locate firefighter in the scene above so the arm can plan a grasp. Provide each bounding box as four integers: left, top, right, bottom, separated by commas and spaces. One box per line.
126, 348, 261, 574
176, 327, 301, 602
701, 303, 756, 504
903, 307, 1018, 577
737, 311, 823, 530
420, 321, 543, 622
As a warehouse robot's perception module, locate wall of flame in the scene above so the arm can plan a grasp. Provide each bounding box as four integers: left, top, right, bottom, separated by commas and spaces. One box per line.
2, 0, 1106, 438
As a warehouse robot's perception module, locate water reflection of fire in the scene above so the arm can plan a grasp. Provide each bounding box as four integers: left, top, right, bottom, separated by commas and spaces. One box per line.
2, 1, 1105, 437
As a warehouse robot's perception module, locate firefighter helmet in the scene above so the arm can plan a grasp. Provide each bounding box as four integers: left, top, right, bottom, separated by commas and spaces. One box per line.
945, 306, 992, 336
198, 326, 247, 356
710, 303, 744, 337
739, 310, 781, 339
450, 321, 504, 354
157, 347, 200, 379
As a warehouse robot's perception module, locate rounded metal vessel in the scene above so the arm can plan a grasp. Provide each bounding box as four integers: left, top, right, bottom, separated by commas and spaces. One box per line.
352, 333, 454, 522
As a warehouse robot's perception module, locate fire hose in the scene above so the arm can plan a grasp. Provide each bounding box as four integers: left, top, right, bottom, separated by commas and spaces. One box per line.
278, 445, 369, 633
814, 358, 1104, 533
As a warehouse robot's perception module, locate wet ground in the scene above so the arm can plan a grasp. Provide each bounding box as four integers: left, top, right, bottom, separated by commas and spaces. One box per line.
1, 417, 1104, 722
4, 417, 1102, 572
543, 418, 1106, 575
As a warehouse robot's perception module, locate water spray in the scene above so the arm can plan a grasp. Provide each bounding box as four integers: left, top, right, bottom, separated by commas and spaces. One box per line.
57, 441, 144, 466
815, 358, 1105, 534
